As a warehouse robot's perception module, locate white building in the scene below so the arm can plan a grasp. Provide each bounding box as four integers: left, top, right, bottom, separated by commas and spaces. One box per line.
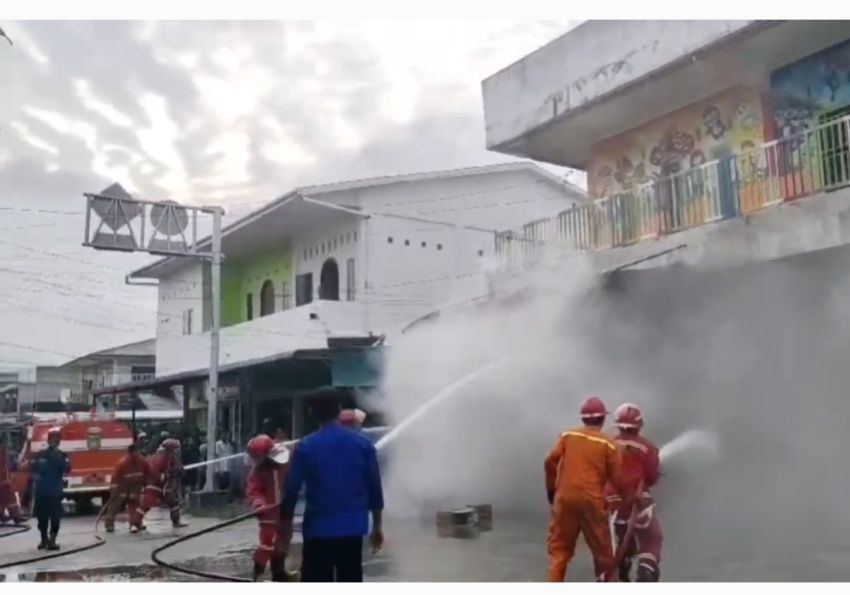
130, 162, 584, 378
101, 162, 583, 441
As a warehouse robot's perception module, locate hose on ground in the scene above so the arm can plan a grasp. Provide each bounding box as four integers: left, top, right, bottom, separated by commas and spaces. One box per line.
0, 523, 30, 539
150, 504, 277, 582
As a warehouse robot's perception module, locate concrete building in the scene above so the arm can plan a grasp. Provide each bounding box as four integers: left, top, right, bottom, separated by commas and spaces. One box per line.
482, 21, 850, 271
94, 163, 584, 444
15, 339, 155, 411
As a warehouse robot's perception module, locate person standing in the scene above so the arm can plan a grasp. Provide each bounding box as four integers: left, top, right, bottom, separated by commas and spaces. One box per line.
104, 443, 151, 533
281, 390, 384, 582
0, 433, 25, 524
214, 431, 235, 491
31, 427, 70, 550
181, 435, 200, 492
141, 438, 188, 529
544, 396, 623, 582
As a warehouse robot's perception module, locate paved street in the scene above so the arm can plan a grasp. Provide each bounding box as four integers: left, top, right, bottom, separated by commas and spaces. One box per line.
6, 509, 850, 582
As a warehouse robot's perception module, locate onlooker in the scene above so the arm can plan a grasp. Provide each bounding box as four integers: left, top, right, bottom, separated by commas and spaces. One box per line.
281, 390, 384, 582
181, 435, 200, 492
198, 433, 208, 491
214, 431, 235, 491
31, 427, 71, 550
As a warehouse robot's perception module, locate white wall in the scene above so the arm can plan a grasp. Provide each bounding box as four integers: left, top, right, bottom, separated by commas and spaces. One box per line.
310, 168, 582, 231
482, 20, 758, 149
156, 262, 204, 375
293, 220, 362, 302
363, 215, 495, 330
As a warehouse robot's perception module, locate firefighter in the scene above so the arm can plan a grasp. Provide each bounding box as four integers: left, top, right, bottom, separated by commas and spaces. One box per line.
141, 438, 187, 528
245, 434, 297, 582
339, 409, 366, 431
104, 442, 151, 533
605, 403, 663, 582
544, 396, 622, 582
0, 433, 25, 524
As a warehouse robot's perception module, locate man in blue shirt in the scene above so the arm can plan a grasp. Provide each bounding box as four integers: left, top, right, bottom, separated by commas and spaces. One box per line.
281, 390, 384, 582
31, 427, 71, 550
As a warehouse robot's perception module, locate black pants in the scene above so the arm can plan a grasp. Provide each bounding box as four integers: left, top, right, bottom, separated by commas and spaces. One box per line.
34, 495, 62, 540
301, 536, 363, 582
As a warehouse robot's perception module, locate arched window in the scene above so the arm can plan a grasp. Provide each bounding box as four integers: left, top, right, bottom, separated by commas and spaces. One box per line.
260, 280, 275, 316
319, 258, 340, 301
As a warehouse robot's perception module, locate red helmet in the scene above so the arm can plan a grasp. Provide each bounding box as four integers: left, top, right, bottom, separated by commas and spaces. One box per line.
614, 402, 644, 430
580, 396, 608, 421
247, 434, 275, 459
47, 427, 62, 440
161, 438, 181, 451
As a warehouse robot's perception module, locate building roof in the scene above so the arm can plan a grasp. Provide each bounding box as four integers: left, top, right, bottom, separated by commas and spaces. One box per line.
59, 338, 156, 369
128, 161, 584, 280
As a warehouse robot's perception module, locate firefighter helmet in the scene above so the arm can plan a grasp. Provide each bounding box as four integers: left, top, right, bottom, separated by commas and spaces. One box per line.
580, 396, 608, 421
247, 434, 275, 459
47, 427, 62, 441
614, 402, 644, 430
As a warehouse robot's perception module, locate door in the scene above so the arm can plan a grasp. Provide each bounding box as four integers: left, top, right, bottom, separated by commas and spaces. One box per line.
819, 106, 850, 189
296, 273, 313, 306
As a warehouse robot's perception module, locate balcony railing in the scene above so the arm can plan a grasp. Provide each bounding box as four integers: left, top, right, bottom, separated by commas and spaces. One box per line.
498, 115, 850, 267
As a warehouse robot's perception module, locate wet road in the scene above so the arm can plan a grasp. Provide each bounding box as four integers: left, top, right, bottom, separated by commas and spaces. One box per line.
4, 510, 850, 581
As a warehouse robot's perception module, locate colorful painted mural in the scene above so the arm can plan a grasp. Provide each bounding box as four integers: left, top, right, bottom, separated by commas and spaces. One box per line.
587, 85, 769, 198
770, 37, 850, 138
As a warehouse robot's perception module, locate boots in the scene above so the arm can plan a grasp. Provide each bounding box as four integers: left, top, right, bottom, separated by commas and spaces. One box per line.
46, 533, 59, 551
636, 562, 659, 582
105, 523, 115, 533
170, 510, 188, 529
253, 562, 265, 582
37, 534, 48, 550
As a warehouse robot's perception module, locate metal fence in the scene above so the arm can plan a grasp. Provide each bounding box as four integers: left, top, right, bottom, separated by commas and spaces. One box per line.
497, 115, 850, 268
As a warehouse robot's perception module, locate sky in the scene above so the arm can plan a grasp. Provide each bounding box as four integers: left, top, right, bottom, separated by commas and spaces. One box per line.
0, 19, 578, 370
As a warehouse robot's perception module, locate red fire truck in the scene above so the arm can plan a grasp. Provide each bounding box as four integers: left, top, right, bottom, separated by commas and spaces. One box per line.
10, 412, 134, 514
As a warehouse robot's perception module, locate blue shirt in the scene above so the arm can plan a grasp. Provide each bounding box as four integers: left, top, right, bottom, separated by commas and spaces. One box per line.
282, 422, 384, 539
31, 446, 71, 498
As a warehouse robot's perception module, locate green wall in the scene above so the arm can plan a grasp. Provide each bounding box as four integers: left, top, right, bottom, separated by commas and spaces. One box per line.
220, 244, 294, 327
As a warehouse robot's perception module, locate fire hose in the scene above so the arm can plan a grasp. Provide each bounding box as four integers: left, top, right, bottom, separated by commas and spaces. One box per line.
607, 479, 645, 582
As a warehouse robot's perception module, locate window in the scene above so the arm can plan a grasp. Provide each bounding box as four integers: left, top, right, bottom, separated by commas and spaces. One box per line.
296, 273, 314, 306
182, 308, 194, 335
131, 366, 155, 382
387, 237, 394, 244
437, 243, 443, 251
246, 293, 254, 321
421, 241, 427, 248
354, 231, 358, 243
333, 238, 338, 250
478, 250, 484, 257
346, 258, 356, 301
404, 239, 410, 246
260, 280, 275, 317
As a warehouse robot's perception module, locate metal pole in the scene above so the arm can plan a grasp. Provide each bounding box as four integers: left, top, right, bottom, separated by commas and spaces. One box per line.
205, 208, 222, 492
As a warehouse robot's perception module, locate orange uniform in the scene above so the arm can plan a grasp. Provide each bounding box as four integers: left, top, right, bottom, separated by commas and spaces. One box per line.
0, 443, 25, 524
141, 443, 184, 527
104, 452, 151, 532
246, 459, 290, 570
544, 426, 621, 582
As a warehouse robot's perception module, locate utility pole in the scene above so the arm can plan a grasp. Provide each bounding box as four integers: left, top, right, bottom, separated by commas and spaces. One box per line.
82, 184, 225, 492
205, 209, 222, 493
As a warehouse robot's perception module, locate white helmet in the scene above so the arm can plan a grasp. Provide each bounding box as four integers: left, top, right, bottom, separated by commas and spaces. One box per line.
614, 402, 644, 430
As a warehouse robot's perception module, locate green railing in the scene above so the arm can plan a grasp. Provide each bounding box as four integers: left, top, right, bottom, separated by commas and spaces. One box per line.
498, 115, 850, 268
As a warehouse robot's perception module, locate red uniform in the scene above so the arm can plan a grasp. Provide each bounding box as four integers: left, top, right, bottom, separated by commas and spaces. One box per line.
104, 452, 151, 532
246, 459, 290, 570
141, 445, 184, 526
0, 443, 25, 524
605, 432, 663, 582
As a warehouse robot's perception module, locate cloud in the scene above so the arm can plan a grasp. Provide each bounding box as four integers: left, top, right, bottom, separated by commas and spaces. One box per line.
0, 19, 577, 365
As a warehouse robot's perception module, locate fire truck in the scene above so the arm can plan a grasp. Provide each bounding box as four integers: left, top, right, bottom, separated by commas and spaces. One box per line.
8, 412, 134, 514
